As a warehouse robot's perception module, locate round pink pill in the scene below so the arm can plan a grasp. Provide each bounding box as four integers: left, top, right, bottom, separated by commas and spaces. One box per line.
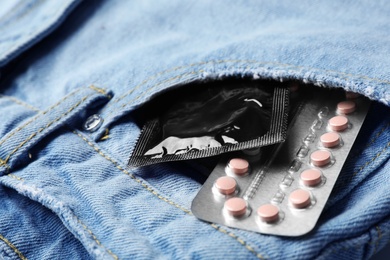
257, 204, 279, 223
300, 169, 322, 186
289, 189, 311, 209
337, 101, 356, 114
224, 197, 247, 217
228, 158, 249, 176
328, 116, 349, 131
320, 132, 340, 148
310, 150, 331, 167
215, 176, 237, 195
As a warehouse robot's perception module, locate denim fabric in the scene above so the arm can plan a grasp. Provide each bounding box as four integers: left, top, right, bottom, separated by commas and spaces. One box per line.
0, 0, 389, 259
0, 0, 80, 67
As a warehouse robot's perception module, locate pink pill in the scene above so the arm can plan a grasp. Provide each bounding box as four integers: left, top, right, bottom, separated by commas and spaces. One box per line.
257, 204, 279, 223
215, 176, 237, 195
224, 197, 247, 217
289, 189, 311, 209
310, 150, 331, 167
228, 158, 249, 176
320, 132, 340, 148
300, 169, 322, 186
328, 116, 349, 131
337, 101, 356, 114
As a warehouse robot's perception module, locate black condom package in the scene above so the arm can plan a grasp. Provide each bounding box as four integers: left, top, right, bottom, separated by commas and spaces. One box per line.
129, 79, 289, 167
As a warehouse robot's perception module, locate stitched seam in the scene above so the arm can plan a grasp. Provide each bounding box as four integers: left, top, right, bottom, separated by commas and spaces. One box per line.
99, 128, 110, 141
353, 142, 390, 175
75, 217, 119, 259
0, 88, 82, 147
89, 85, 111, 99
7, 173, 24, 181
72, 130, 266, 259
0, 159, 11, 174
105, 59, 390, 110
0, 95, 40, 112
0, 95, 90, 167
0, 233, 27, 260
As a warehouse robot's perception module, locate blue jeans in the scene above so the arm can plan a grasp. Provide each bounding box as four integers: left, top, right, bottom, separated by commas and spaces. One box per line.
0, 0, 389, 259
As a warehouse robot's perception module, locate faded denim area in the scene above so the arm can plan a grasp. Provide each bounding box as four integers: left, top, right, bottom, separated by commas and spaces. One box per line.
0, 0, 389, 259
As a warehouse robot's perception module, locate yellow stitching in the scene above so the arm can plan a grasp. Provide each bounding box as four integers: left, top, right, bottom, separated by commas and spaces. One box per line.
102, 59, 390, 116
99, 128, 110, 141
353, 142, 390, 175
0, 88, 82, 147
76, 218, 119, 259
89, 85, 112, 99
0, 233, 27, 260
100, 135, 110, 140
0, 96, 89, 166
0, 95, 40, 112
7, 174, 24, 181
0, 159, 11, 173
3, 132, 37, 164
73, 130, 265, 259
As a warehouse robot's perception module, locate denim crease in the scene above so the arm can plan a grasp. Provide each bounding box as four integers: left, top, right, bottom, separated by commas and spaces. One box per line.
0, 0, 389, 259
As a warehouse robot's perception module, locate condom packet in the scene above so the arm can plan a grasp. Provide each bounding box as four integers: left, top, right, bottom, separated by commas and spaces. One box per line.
128, 79, 289, 167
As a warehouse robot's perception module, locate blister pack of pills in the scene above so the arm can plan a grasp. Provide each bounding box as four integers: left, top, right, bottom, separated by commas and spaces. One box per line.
191, 87, 370, 236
